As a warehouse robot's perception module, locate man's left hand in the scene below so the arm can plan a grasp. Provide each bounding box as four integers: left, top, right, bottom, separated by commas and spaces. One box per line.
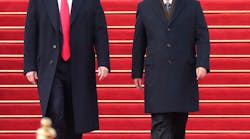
98, 66, 109, 81
196, 67, 207, 80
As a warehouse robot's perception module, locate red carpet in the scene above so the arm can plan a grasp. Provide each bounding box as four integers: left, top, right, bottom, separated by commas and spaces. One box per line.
1, 58, 250, 70
1, 29, 250, 40
1, 88, 250, 100
1, 117, 250, 130
0, 0, 250, 138
1, 43, 250, 55
1, 0, 250, 11
1, 134, 250, 139
1, 14, 250, 26
1, 72, 250, 85
1, 103, 250, 115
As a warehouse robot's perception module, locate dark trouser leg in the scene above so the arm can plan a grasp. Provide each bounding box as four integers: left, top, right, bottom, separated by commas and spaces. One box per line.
46, 74, 66, 139
173, 113, 188, 139
46, 59, 82, 139
151, 113, 188, 139
151, 113, 173, 139
64, 105, 82, 139
64, 78, 82, 139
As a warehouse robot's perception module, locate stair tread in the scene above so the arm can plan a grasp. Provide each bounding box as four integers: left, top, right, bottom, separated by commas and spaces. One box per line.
1, 88, 250, 100
0, 0, 250, 12
1, 29, 250, 40
0, 73, 250, 85
1, 43, 250, 55
1, 134, 250, 139
0, 58, 250, 70
1, 103, 250, 115
1, 14, 250, 26
0, 117, 250, 130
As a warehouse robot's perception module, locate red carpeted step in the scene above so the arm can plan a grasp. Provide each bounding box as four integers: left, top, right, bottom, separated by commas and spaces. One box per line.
0, 134, 35, 139
114, 28, 250, 40
0, 118, 41, 130
1, 134, 250, 139
1, 58, 250, 70
0, 15, 26, 26
1, 0, 250, 12
112, 28, 250, 40
1, 117, 250, 130
106, 14, 250, 26
1, 14, 250, 26
1, 88, 250, 100
0, 88, 38, 100
1, 43, 250, 55
90, 0, 250, 11
205, 14, 250, 26
0, 29, 23, 40
1, 73, 250, 85
0, 104, 42, 115
1, 103, 250, 115
100, 103, 250, 115
199, 88, 250, 100
0, 44, 23, 54
210, 43, 250, 55
111, 58, 250, 71
0, 0, 28, 12
86, 134, 250, 139
209, 29, 250, 40
198, 73, 250, 84
200, 0, 250, 11
1, 29, 250, 40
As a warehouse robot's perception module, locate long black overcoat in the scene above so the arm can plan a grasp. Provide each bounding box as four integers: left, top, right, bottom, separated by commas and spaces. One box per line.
24, 0, 110, 133
132, 0, 210, 113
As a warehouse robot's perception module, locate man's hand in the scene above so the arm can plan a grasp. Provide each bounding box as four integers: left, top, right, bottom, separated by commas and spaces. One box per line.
26, 71, 38, 85
98, 66, 109, 81
133, 78, 142, 89
196, 67, 207, 80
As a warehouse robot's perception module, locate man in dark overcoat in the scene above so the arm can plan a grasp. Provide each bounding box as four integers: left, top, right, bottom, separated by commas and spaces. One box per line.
24, 0, 110, 138
132, 0, 210, 138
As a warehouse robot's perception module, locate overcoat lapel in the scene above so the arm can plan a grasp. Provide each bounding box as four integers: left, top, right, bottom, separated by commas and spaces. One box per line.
43, 0, 60, 31
70, 0, 82, 25
169, 0, 186, 25
151, 0, 169, 26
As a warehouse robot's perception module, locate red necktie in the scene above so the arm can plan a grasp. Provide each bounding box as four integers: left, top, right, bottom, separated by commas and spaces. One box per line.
60, 0, 70, 61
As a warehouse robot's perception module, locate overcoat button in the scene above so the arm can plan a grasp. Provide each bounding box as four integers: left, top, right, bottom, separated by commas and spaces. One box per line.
49, 60, 54, 64
52, 45, 57, 49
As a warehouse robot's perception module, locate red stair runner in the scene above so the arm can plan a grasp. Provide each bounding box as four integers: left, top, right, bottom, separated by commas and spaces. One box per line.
0, 0, 250, 139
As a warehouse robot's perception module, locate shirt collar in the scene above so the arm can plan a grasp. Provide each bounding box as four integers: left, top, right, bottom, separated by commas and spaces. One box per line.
163, 0, 173, 4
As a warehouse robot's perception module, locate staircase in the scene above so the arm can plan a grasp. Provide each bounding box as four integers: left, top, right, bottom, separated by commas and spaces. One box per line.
0, 0, 250, 138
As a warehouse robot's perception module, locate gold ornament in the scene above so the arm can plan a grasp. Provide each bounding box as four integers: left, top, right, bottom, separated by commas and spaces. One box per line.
36, 117, 57, 139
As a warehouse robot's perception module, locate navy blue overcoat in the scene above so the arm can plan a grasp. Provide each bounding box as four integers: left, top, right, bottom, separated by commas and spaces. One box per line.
132, 0, 210, 113
24, 0, 110, 133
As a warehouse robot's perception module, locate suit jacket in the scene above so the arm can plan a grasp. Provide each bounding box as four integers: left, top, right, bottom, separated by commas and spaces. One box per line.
132, 0, 210, 113
24, 0, 110, 133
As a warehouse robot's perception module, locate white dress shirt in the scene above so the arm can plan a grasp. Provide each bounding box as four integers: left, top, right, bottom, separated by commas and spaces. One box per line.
163, 0, 173, 4
58, 0, 73, 14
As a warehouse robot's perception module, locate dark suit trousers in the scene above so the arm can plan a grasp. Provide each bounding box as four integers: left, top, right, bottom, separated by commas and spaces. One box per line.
46, 58, 82, 139
151, 113, 188, 139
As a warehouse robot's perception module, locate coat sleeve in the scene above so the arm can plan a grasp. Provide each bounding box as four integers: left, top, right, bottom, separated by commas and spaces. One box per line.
23, 0, 38, 74
195, 1, 210, 72
132, 4, 147, 79
94, 0, 110, 70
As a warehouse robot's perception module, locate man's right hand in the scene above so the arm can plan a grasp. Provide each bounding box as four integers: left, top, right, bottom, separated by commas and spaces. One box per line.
26, 71, 38, 85
133, 78, 143, 89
